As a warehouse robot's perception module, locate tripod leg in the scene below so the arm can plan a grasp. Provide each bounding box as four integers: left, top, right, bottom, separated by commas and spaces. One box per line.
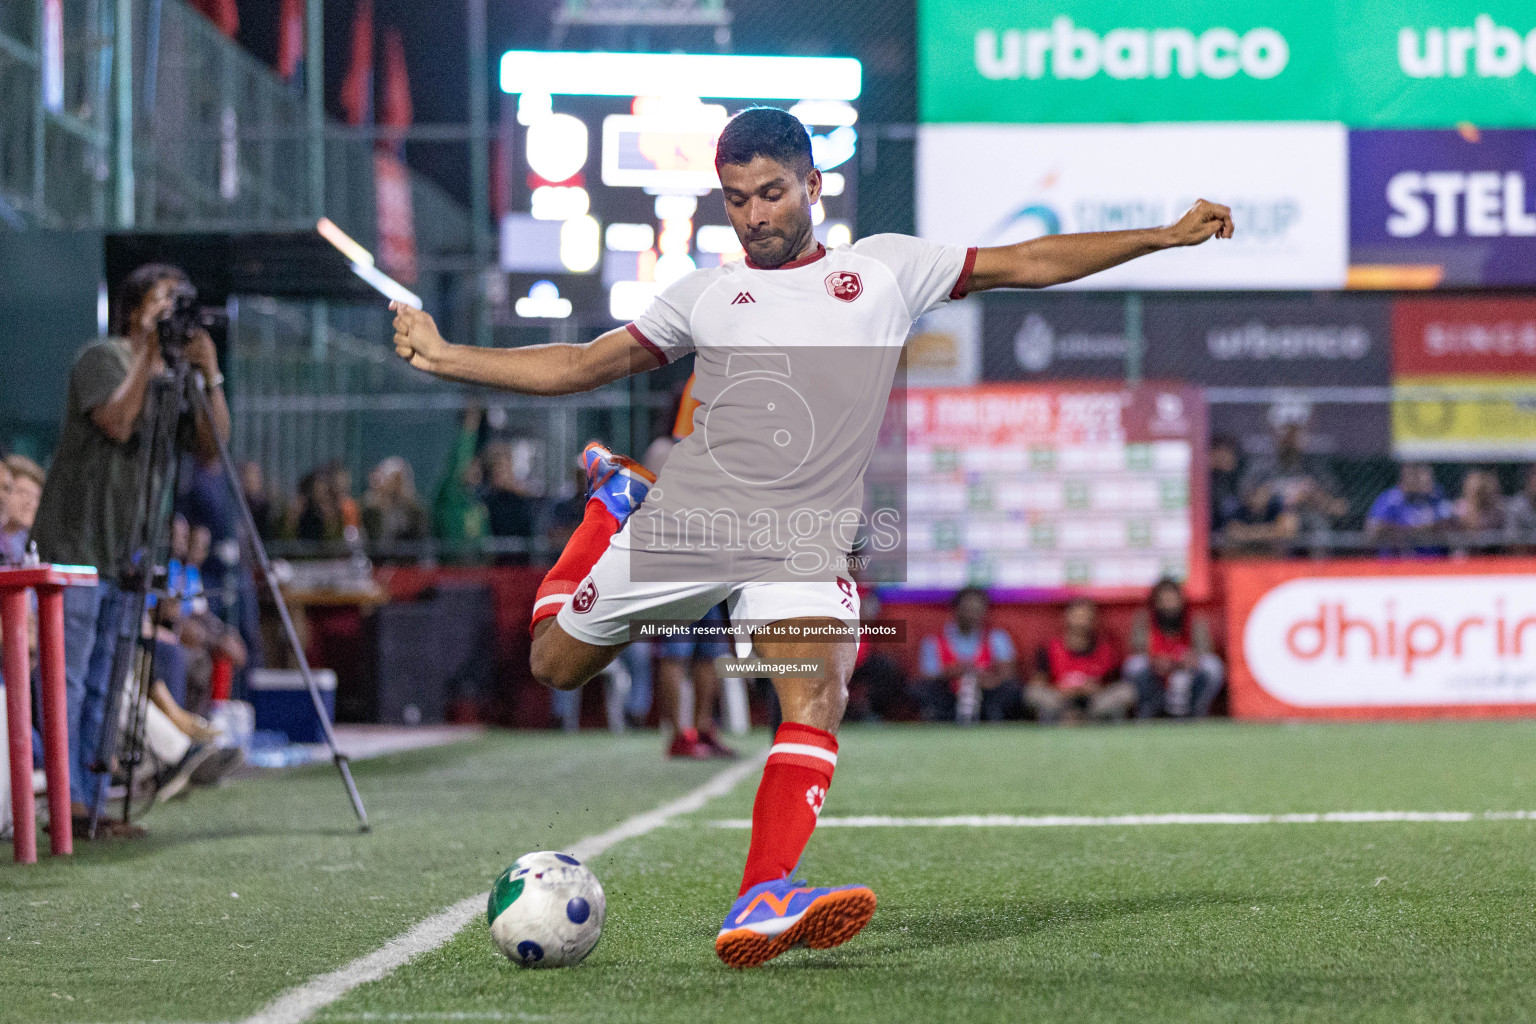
189, 383, 369, 831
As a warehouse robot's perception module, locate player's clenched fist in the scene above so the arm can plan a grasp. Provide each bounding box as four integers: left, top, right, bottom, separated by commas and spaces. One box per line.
1164, 199, 1235, 247
390, 301, 449, 373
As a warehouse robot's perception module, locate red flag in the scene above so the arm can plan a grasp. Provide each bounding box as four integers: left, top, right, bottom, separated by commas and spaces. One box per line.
379, 27, 412, 144
339, 0, 374, 126
192, 0, 239, 38
277, 0, 304, 82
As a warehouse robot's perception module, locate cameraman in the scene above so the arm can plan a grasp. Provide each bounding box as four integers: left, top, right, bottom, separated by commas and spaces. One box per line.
29, 263, 229, 835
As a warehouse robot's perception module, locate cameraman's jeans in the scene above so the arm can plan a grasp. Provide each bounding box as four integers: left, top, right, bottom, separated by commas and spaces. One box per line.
63, 581, 130, 806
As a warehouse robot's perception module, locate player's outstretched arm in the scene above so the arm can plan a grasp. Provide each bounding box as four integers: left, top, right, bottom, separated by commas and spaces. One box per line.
390, 302, 661, 396
967, 199, 1234, 292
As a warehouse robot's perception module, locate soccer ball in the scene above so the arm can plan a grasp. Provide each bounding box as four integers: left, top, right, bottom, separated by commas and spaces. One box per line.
486, 851, 606, 968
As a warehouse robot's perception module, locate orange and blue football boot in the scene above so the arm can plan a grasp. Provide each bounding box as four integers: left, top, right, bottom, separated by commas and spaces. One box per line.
582, 441, 655, 525
714, 878, 877, 969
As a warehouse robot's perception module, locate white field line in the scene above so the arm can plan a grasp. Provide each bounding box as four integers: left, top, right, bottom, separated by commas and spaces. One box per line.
710, 809, 1536, 829
242, 755, 765, 1024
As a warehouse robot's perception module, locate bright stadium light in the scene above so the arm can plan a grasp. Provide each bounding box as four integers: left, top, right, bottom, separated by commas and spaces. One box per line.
605, 222, 655, 252
610, 280, 658, 320
790, 100, 858, 126
530, 185, 591, 220
526, 113, 588, 183
499, 51, 862, 101
515, 280, 573, 319
821, 171, 846, 197
695, 225, 741, 253
560, 214, 601, 272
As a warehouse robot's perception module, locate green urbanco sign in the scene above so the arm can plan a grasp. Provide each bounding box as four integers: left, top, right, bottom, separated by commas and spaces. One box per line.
921, 0, 1536, 126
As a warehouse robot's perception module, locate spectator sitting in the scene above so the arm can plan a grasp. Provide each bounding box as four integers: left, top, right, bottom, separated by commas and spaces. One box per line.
1220, 483, 1298, 546
1124, 578, 1224, 719
481, 441, 540, 562
292, 470, 342, 543
1209, 435, 1245, 535
1366, 462, 1455, 554
3, 454, 43, 564
1506, 465, 1536, 549
1455, 467, 1505, 547
238, 460, 275, 541
1026, 597, 1133, 724
847, 589, 906, 722
1240, 421, 1348, 532
362, 456, 429, 546
917, 587, 1021, 723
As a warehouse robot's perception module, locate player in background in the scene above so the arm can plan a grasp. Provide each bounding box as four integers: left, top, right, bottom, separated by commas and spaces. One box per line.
392, 107, 1233, 967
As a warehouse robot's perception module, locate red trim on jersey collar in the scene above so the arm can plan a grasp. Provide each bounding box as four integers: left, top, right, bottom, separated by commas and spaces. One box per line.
746, 242, 827, 271
950, 246, 979, 300
625, 322, 667, 366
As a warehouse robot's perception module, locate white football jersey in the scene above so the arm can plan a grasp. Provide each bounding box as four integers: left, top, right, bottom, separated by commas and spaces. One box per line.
622, 235, 975, 583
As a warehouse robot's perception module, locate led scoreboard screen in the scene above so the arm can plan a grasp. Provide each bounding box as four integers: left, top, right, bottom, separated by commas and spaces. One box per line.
497, 50, 861, 324
892, 383, 1209, 602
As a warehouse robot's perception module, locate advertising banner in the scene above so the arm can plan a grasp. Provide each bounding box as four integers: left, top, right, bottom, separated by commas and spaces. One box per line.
1144, 293, 1393, 455
921, 0, 1536, 128
897, 383, 1208, 601
1391, 296, 1536, 459
1223, 559, 1536, 719
917, 123, 1348, 290
1351, 129, 1536, 288
981, 293, 1132, 381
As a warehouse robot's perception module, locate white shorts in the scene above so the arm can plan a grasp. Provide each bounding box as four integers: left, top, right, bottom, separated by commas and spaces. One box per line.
552, 525, 861, 648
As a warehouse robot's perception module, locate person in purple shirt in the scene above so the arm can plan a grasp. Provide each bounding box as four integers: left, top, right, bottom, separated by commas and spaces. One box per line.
1366, 462, 1455, 555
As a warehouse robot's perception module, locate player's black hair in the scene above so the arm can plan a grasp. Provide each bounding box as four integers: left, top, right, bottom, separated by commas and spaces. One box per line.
951, 585, 990, 609
112, 262, 191, 336
714, 106, 814, 176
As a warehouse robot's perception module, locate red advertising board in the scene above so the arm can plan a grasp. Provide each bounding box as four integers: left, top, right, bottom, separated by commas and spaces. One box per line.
1222, 559, 1536, 720
1392, 297, 1536, 376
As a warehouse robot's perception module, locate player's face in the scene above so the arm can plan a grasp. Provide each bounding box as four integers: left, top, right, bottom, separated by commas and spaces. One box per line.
719, 156, 822, 269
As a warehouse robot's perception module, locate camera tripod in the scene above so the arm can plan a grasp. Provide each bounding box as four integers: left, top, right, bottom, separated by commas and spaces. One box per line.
89, 352, 368, 836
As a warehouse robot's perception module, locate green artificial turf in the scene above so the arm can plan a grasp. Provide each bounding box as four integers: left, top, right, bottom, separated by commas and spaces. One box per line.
6, 721, 1536, 1024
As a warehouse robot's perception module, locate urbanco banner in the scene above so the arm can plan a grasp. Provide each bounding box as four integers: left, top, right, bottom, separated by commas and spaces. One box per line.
1223, 559, 1536, 719
922, 0, 1536, 127
917, 123, 1347, 290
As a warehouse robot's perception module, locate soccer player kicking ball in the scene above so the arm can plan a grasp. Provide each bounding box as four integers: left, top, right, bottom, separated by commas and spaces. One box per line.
392, 107, 1232, 968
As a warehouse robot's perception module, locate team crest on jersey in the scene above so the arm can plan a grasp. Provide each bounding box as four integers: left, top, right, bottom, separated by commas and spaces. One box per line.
571, 578, 598, 614
824, 271, 862, 302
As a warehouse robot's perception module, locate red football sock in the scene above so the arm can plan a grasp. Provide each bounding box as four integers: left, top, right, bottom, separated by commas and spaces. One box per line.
530, 498, 619, 634
738, 723, 838, 895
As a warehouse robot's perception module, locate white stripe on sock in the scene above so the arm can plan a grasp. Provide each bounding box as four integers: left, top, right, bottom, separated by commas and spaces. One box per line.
767, 742, 837, 767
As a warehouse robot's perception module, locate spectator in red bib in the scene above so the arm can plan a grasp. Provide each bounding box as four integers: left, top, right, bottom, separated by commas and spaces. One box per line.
1026, 596, 1133, 724
1124, 578, 1224, 719
916, 587, 1020, 723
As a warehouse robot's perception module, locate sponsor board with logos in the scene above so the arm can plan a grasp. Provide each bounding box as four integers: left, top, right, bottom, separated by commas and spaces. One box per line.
1351, 129, 1536, 287
918, 123, 1347, 290
1144, 293, 1393, 455
981, 293, 1133, 381
922, 0, 1536, 127
1392, 296, 1536, 459
895, 383, 1208, 602
1223, 559, 1536, 719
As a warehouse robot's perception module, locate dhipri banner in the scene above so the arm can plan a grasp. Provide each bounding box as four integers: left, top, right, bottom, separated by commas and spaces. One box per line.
921, 0, 1536, 127
1223, 559, 1536, 719
1351, 129, 1536, 287
918, 123, 1347, 290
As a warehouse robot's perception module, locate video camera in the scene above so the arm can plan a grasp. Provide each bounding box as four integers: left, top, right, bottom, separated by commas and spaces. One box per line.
156, 282, 229, 363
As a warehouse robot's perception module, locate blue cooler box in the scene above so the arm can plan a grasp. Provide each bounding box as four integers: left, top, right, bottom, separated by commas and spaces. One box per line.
248, 669, 338, 744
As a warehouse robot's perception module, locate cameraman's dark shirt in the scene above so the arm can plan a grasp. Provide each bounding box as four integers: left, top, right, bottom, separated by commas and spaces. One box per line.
31, 338, 189, 580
